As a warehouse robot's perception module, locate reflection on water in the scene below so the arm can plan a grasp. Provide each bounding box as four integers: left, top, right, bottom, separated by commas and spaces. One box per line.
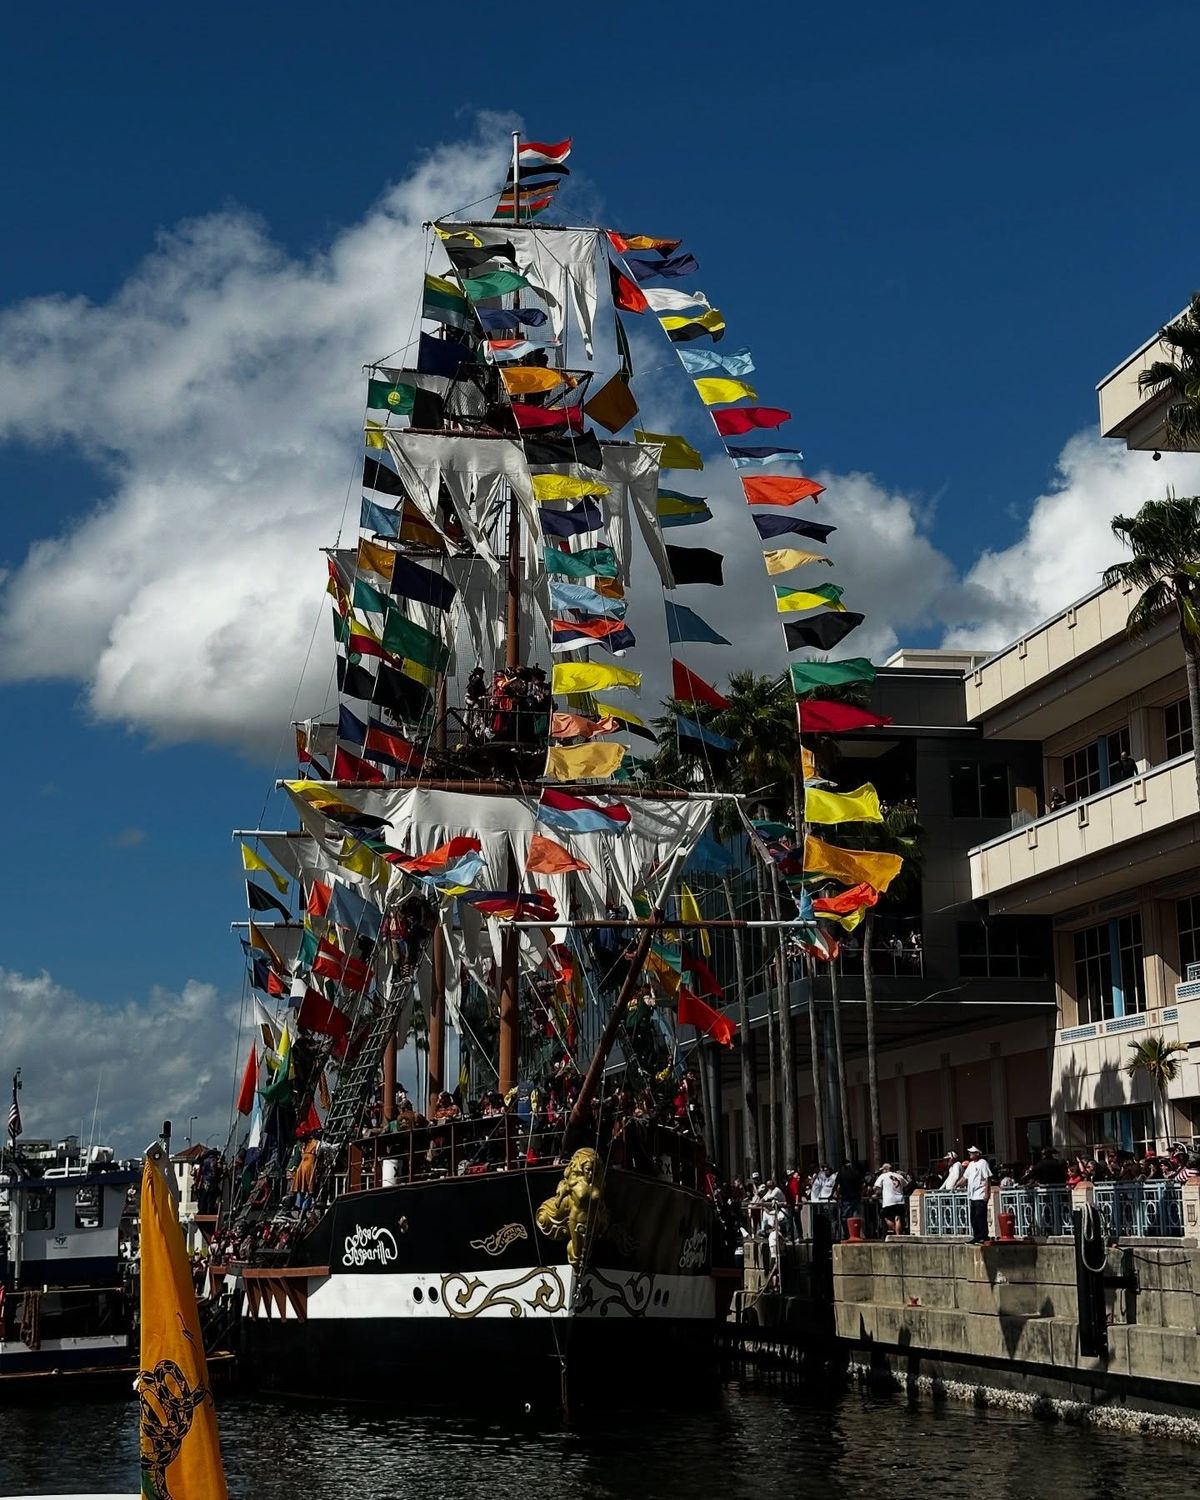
0, 1382, 1191, 1499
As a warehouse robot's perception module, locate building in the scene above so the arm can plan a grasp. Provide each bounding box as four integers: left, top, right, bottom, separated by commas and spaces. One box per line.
717, 651, 1059, 1180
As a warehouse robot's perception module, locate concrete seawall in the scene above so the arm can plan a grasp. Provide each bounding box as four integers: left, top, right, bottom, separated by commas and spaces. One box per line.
731, 1235, 1200, 1427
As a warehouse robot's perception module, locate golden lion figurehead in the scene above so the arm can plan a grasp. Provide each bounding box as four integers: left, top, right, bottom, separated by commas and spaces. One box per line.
535, 1147, 609, 1266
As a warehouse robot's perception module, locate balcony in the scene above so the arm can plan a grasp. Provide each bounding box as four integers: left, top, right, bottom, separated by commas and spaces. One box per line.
1097, 328, 1177, 452
963, 582, 1179, 741
969, 752, 1200, 914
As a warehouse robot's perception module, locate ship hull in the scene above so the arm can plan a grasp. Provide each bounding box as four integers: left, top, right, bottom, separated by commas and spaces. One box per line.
235, 1163, 721, 1415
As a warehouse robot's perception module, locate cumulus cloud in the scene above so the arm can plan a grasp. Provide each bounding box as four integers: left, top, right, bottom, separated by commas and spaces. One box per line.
942, 434, 1200, 650
4, 121, 1200, 759
0, 125, 510, 757
0, 968, 238, 1153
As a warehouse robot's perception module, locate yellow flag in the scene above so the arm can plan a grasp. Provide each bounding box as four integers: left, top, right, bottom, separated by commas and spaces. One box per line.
804, 784, 884, 825
501, 366, 566, 396
693, 377, 758, 406
247, 920, 285, 970
424, 270, 468, 295
552, 662, 642, 695
358, 538, 397, 578
803, 834, 903, 893
434, 224, 482, 247
530, 472, 611, 502
544, 742, 626, 781
634, 430, 704, 471
364, 419, 388, 450
138, 1155, 229, 1500
680, 882, 710, 956
339, 839, 388, 885
401, 658, 438, 689
240, 842, 289, 894
646, 947, 682, 994
594, 699, 646, 727
659, 308, 726, 340
775, 588, 846, 614
763, 548, 832, 575
821, 905, 868, 933
801, 746, 818, 784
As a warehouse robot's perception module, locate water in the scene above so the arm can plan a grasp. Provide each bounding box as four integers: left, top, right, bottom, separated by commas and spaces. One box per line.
0, 1384, 1190, 1499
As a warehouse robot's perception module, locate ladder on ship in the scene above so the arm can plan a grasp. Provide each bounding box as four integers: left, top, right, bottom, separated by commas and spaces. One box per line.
320, 985, 411, 1152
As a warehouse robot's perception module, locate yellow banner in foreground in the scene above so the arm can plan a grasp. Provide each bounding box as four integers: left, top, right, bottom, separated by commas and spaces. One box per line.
803, 834, 902, 892
804, 784, 884, 825
543, 742, 627, 781
552, 662, 642, 695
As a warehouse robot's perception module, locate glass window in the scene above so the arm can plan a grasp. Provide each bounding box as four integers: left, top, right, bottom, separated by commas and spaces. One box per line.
1106, 726, 1134, 783
1062, 742, 1101, 802
1178, 895, 1200, 978
957, 918, 1051, 979
949, 761, 1010, 819
963, 1122, 995, 1157
1165, 698, 1194, 761
1073, 914, 1144, 1023
916, 1128, 944, 1169
24, 1189, 55, 1231
74, 1185, 103, 1230
880, 1133, 899, 1166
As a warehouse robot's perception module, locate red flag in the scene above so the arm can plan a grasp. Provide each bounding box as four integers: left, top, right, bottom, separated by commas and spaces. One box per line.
796, 700, 892, 734
683, 948, 723, 1000
307, 880, 331, 918
509, 402, 584, 432
813, 883, 880, 916
712, 406, 791, 437
609, 261, 648, 313
607, 231, 682, 254
298, 988, 351, 1040
332, 746, 385, 783
525, 833, 590, 876
740, 475, 825, 507
235, 1045, 258, 1116
672, 659, 730, 710
313, 939, 372, 991
296, 1102, 322, 1136
397, 836, 482, 873
678, 985, 735, 1048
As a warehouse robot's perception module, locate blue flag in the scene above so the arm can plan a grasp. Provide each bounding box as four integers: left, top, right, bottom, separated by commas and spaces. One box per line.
726, 445, 806, 468
360, 497, 403, 538
676, 346, 755, 377
475, 307, 548, 331
665, 601, 730, 646
328, 880, 381, 941
549, 582, 627, 619
677, 715, 734, 752
538, 500, 604, 538
684, 834, 735, 875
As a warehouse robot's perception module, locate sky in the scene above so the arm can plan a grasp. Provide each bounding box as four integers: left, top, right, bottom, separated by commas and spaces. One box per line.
3, 2, 1200, 1150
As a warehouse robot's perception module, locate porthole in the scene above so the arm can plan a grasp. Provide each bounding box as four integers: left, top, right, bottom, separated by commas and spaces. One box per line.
428, 1286, 439, 1303
413, 1286, 424, 1303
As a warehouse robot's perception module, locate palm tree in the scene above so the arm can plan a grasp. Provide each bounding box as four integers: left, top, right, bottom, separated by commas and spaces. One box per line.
1125, 1035, 1188, 1149
1103, 495, 1200, 805
859, 805, 925, 1164
1138, 294, 1200, 450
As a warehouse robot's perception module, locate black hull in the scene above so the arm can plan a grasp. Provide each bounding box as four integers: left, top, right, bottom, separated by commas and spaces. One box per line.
236, 1164, 720, 1415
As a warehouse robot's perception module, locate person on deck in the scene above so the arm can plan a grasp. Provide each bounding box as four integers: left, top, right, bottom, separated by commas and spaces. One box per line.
940, 1150, 965, 1191
873, 1163, 908, 1235
962, 1145, 993, 1243
834, 1159, 865, 1239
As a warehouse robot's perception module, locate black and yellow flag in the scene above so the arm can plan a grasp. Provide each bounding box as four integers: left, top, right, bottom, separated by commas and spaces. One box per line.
138, 1153, 228, 1500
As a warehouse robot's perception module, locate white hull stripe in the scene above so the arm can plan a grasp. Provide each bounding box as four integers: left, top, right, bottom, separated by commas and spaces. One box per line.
246, 1265, 715, 1322
0, 1335, 128, 1355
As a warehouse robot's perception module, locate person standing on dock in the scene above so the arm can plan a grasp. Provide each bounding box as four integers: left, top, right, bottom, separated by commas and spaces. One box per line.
962, 1146, 992, 1243
940, 1150, 964, 1191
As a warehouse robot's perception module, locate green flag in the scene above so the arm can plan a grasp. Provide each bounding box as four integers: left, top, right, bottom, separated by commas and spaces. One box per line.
543, 545, 620, 581
789, 658, 877, 695
462, 268, 530, 302
367, 378, 415, 415
353, 577, 391, 615
382, 611, 450, 673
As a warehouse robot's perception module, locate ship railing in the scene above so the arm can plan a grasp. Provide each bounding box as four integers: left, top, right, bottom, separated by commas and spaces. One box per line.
350, 1113, 708, 1193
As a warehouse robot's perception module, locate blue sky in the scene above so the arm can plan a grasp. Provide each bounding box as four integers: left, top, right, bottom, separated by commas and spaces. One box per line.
3, 3, 1200, 1143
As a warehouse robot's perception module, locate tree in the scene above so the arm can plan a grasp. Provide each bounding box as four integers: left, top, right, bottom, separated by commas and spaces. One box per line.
1125, 1035, 1188, 1148
859, 805, 925, 1165
1103, 495, 1200, 805
1138, 294, 1200, 451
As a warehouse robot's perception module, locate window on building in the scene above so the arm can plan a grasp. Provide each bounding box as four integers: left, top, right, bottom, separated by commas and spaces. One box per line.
1165, 697, 1194, 761
963, 1122, 995, 1157
915, 1128, 944, 1169
957, 917, 1052, 979
949, 760, 1010, 819
74, 1185, 103, 1230
1017, 1116, 1052, 1159
880, 1133, 899, 1166
1073, 914, 1145, 1024
1077, 1104, 1154, 1156
1179, 896, 1200, 979
1061, 727, 1132, 803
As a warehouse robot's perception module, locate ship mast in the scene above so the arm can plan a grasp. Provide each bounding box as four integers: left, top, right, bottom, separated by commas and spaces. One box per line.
497, 129, 523, 1096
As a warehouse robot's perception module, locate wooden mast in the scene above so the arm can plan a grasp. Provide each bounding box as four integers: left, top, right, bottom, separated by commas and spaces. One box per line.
497, 129, 523, 1097
426, 677, 449, 1106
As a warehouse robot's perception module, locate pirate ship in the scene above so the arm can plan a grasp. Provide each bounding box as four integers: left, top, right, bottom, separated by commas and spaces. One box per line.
218, 132, 876, 1415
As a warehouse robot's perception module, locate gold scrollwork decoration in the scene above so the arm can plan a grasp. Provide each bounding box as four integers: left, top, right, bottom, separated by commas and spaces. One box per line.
574, 1268, 653, 1319
440, 1266, 568, 1320
468, 1223, 529, 1257
534, 1147, 609, 1266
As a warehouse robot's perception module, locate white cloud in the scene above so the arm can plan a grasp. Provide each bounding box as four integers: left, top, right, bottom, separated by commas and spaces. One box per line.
0, 968, 237, 1153
0, 125, 510, 757
942, 434, 1200, 650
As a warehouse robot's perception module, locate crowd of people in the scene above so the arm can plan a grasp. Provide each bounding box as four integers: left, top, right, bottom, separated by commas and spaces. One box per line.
463, 663, 550, 744
712, 1140, 1200, 1257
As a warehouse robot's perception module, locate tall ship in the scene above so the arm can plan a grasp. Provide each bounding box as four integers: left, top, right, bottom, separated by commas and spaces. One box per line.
218, 133, 885, 1414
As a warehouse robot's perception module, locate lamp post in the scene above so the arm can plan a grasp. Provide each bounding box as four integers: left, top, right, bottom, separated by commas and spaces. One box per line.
186, 1116, 198, 1149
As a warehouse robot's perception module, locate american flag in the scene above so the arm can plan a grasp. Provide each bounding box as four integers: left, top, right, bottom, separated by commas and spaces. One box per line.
7, 1077, 21, 1142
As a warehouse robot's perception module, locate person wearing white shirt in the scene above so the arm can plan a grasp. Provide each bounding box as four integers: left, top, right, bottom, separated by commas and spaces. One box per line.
940, 1152, 964, 1191
962, 1146, 993, 1242
810, 1165, 836, 1201
873, 1164, 907, 1235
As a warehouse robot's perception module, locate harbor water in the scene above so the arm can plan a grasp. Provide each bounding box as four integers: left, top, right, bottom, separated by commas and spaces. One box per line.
0, 1382, 1189, 1498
